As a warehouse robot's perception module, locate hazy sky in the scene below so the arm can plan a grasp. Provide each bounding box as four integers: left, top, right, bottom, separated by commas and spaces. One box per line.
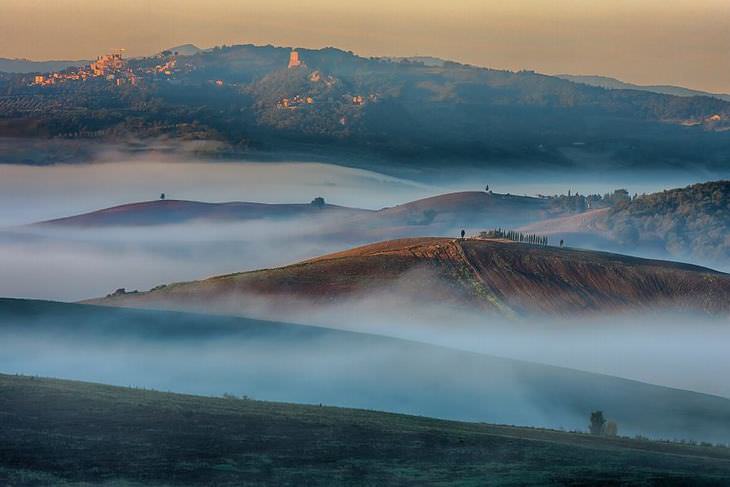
1, 0, 729, 93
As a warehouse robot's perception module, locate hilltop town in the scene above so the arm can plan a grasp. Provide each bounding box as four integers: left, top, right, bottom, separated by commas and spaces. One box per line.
31, 49, 178, 87
1, 43, 729, 169
28, 49, 373, 109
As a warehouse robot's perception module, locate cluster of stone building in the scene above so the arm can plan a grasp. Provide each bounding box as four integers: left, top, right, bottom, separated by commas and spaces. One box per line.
31, 50, 180, 88
29, 48, 381, 113
32, 51, 140, 87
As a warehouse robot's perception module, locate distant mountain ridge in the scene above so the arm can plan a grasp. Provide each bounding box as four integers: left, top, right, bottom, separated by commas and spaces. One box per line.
380, 56, 447, 67
162, 44, 204, 56
557, 74, 730, 102
0, 57, 89, 73
2, 43, 730, 169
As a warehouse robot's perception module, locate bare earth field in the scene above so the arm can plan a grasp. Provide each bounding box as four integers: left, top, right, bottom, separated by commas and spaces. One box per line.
92, 237, 730, 317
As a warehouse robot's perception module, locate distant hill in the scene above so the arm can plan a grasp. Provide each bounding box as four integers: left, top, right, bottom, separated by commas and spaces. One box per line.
89, 237, 730, 317
344, 191, 573, 243
372, 191, 554, 227
34, 191, 566, 238
607, 181, 730, 262
163, 44, 204, 56
4, 298, 730, 446
3, 43, 730, 169
3, 371, 730, 484
29, 185, 730, 269
0, 57, 88, 73
558, 74, 730, 102
36, 198, 370, 227
520, 181, 730, 266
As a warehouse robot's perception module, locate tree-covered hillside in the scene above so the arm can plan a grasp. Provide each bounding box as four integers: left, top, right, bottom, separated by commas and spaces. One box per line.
2, 44, 730, 167
607, 181, 730, 262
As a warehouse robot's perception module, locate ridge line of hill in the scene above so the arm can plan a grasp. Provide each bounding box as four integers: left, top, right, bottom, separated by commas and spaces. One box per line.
85, 236, 730, 316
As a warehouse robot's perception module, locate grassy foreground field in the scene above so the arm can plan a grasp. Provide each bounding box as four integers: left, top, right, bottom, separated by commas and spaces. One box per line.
1, 374, 730, 486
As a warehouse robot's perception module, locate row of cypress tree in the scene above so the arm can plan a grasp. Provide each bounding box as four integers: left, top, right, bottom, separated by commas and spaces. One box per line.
480, 228, 549, 246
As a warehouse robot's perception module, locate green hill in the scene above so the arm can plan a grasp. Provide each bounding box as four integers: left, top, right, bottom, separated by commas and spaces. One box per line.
520, 181, 730, 267
607, 180, 730, 264
1, 373, 730, 485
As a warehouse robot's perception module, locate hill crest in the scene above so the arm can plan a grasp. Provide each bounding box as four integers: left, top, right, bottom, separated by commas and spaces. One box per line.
90, 237, 730, 317
35, 198, 370, 227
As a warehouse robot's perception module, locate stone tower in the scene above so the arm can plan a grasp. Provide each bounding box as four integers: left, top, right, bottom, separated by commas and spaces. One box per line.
288, 50, 302, 69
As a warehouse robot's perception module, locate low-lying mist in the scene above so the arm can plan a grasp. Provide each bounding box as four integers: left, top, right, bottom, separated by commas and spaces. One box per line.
2, 151, 727, 227
2, 154, 729, 301
2, 151, 730, 443
0, 157, 433, 226
2, 299, 730, 444
111, 281, 730, 401
0, 217, 359, 301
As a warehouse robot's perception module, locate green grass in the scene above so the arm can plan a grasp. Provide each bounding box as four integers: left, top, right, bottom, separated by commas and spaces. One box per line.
1, 374, 730, 486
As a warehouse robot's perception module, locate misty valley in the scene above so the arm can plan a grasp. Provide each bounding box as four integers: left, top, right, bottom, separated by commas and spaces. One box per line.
2, 150, 730, 486
2, 19, 730, 485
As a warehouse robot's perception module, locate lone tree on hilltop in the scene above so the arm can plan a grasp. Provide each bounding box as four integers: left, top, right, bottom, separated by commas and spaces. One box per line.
589, 411, 606, 435
160, 193, 165, 200
310, 196, 325, 208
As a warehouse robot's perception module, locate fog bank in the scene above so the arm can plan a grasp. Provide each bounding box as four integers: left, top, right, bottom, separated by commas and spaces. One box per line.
2, 299, 730, 444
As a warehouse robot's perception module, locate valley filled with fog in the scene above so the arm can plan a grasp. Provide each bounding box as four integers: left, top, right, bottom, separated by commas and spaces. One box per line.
4, 3, 730, 483
1, 155, 730, 417
2, 299, 730, 444
2, 155, 728, 301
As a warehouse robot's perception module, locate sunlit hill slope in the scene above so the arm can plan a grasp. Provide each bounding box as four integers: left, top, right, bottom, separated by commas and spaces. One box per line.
90, 237, 730, 317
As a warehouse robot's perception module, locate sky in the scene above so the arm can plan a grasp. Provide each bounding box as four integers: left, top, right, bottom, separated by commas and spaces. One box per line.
1, 0, 729, 93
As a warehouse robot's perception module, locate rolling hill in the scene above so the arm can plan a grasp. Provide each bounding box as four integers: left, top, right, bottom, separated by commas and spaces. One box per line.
29, 191, 569, 244
2, 372, 730, 485
370, 191, 557, 229
4, 297, 730, 446
35, 198, 370, 227
89, 237, 730, 317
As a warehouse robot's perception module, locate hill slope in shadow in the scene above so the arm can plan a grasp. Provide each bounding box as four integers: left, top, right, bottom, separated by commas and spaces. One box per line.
2, 372, 730, 485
